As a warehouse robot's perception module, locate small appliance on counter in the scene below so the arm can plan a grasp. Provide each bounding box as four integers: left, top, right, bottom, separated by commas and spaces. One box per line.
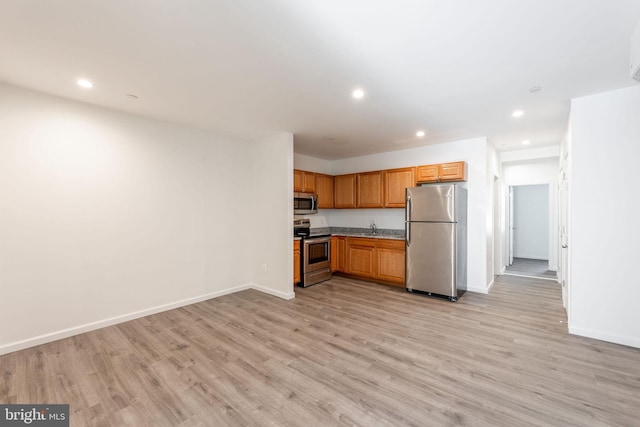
294, 219, 331, 287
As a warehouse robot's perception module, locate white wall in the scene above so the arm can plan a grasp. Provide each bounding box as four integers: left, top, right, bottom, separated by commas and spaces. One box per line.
0, 84, 291, 354
502, 158, 559, 271
513, 185, 549, 259
568, 85, 640, 348
486, 142, 500, 287
296, 137, 492, 293
293, 153, 333, 175
250, 133, 295, 299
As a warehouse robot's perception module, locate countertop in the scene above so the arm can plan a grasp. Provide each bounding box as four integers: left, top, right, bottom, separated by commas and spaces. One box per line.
295, 227, 404, 241
330, 232, 404, 241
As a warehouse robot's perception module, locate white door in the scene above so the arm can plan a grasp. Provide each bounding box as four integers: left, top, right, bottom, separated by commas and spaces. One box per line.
559, 169, 569, 310
508, 186, 514, 266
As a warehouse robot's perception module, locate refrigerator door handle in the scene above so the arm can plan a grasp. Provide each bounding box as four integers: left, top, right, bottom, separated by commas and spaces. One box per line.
405, 195, 411, 246
406, 221, 410, 246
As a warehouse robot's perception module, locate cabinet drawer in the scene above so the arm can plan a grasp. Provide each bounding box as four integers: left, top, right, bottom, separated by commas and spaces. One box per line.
375, 239, 405, 250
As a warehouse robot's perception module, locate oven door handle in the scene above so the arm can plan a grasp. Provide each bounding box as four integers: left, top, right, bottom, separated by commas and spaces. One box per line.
303, 236, 330, 244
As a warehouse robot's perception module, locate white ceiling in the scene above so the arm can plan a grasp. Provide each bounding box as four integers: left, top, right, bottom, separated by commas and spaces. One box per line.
1, 1, 639, 160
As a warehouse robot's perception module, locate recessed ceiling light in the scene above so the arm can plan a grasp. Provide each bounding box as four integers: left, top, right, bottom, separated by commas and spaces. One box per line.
77, 79, 93, 89
522, 140, 531, 145
352, 88, 365, 99
512, 110, 524, 118
416, 130, 425, 137
529, 86, 542, 93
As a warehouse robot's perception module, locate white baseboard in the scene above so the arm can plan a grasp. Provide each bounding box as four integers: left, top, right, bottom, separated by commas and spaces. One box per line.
0, 282, 294, 356
249, 283, 296, 300
465, 285, 489, 294
569, 326, 640, 349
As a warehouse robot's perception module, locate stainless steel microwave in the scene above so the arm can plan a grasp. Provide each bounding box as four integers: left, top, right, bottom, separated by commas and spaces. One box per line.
294, 192, 318, 214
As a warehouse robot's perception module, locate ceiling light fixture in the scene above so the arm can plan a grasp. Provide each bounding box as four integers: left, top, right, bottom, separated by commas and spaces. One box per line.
512, 110, 524, 118
77, 78, 93, 89
416, 130, 425, 137
522, 140, 531, 145
352, 88, 365, 99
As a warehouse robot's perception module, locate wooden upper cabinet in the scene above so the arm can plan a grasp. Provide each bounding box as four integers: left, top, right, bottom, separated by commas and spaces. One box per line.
334, 174, 357, 208
293, 169, 303, 191
415, 164, 439, 182
384, 167, 415, 208
416, 161, 466, 183
357, 171, 384, 208
293, 169, 315, 193
439, 161, 466, 182
315, 174, 334, 209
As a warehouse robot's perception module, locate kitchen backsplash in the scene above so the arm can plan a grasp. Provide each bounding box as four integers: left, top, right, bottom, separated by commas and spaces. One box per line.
319, 208, 405, 230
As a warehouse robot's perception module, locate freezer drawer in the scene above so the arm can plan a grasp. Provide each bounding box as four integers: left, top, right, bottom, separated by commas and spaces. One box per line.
405, 222, 457, 298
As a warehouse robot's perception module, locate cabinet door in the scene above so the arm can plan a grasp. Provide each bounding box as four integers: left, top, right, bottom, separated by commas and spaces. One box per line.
293, 240, 301, 284
293, 169, 304, 192
416, 164, 439, 183
347, 238, 376, 277
316, 174, 334, 209
337, 237, 347, 272
330, 237, 338, 272
334, 174, 357, 208
384, 168, 415, 208
294, 169, 316, 192
357, 171, 384, 208
439, 162, 466, 182
302, 171, 316, 192
376, 240, 405, 285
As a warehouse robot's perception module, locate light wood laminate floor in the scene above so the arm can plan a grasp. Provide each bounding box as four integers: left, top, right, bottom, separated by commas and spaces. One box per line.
2, 275, 640, 426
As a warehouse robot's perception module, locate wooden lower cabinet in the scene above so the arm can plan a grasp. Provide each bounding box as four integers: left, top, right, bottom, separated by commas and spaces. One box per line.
331, 236, 347, 273
293, 240, 301, 285
375, 240, 406, 285
333, 236, 405, 286
346, 238, 377, 278
330, 237, 337, 272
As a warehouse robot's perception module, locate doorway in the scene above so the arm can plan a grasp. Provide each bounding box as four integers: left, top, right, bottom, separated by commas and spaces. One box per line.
505, 184, 557, 280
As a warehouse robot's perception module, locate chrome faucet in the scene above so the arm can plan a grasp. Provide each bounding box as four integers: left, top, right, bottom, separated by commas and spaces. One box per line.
370, 222, 377, 235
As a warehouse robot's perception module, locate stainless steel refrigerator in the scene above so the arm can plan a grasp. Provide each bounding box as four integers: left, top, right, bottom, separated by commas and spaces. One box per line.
405, 184, 467, 301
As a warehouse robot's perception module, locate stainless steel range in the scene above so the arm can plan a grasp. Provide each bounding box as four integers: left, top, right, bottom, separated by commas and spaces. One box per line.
294, 219, 331, 287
